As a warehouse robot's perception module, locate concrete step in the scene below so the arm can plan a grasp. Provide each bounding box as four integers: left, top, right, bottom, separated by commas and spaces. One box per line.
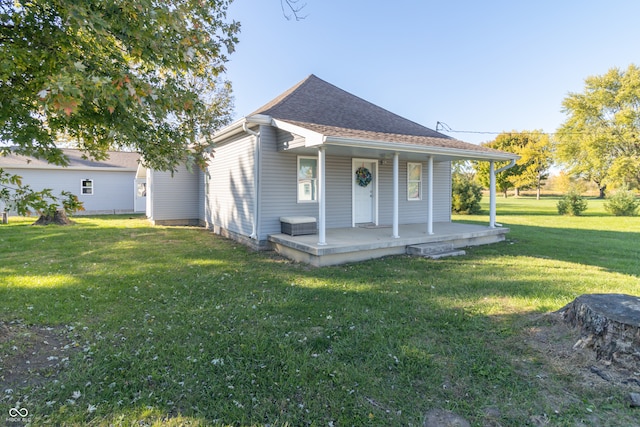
406, 242, 454, 255
406, 243, 466, 259
424, 249, 466, 259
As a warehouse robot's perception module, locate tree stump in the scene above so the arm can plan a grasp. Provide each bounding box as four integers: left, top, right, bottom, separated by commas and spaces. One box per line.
559, 294, 640, 370
32, 209, 75, 226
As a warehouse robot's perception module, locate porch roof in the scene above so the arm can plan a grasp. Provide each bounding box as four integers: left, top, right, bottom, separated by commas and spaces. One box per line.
272, 118, 517, 162
216, 74, 518, 162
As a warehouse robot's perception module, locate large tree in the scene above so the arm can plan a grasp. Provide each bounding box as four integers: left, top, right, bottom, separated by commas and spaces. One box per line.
509, 130, 553, 199
475, 131, 552, 198
1, 0, 238, 215
555, 64, 640, 197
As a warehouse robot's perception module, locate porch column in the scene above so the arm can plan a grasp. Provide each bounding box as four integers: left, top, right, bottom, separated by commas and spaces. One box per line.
392, 152, 399, 238
489, 160, 496, 228
318, 146, 327, 245
427, 155, 434, 235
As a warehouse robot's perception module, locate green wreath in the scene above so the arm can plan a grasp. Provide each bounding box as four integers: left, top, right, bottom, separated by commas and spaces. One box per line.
355, 166, 372, 187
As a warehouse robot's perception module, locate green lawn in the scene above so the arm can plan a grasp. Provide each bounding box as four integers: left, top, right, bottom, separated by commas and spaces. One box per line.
1, 197, 639, 426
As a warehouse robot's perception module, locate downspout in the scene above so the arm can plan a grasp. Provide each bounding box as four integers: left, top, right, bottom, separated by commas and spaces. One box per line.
243, 122, 261, 241
489, 158, 517, 228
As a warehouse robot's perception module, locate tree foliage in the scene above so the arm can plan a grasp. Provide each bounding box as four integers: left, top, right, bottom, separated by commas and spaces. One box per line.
0, 169, 83, 216
0, 0, 238, 216
556, 191, 588, 216
604, 186, 639, 216
1, 0, 238, 169
555, 64, 640, 197
474, 131, 550, 197
452, 167, 483, 214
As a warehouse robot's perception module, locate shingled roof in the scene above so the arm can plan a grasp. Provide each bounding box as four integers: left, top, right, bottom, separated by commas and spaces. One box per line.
0, 148, 140, 170
250, 75, 513, 158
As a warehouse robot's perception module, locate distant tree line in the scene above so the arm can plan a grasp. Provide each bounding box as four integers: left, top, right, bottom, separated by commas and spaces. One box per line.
458, 64, 640, 201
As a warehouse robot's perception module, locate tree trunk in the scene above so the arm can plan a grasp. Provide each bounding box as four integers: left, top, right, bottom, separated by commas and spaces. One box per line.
559, 294, 640, 370
33, 209, 74, 226
598, 184, 607, 199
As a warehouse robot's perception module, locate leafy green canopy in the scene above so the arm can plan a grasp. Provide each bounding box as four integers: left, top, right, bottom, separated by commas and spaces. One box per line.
474, 131, 551, 197
555, 64, 640, 195
0, 0, 239, 170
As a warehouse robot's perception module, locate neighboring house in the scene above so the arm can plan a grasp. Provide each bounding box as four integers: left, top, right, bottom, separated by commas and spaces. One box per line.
147, 75, 518, 265
0, 148, 143, 215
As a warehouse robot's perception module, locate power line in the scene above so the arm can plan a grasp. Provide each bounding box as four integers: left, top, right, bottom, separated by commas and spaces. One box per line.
435, 122, 635, 138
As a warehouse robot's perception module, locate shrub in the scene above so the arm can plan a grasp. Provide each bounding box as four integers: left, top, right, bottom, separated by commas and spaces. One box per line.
452, 174, 483, 214
604, 187, 639, 216
557, 191, 588, 216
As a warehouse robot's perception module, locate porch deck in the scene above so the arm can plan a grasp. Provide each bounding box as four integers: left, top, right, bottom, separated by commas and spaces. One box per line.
268, 222, 509, 266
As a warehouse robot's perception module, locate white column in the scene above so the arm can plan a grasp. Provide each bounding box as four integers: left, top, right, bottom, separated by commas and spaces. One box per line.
489, 160, 496, 228
427, 155, 434, 235
318, 146, 327, 245
392, 153, 399, 238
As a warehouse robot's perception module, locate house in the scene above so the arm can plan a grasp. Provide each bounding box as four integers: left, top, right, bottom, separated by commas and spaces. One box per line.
147, 75, 518, 266
0, 148, 143, 215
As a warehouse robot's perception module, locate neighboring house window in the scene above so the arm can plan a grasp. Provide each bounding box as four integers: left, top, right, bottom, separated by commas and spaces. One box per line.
297, 156, 318, 202
81, 179, 94, 195
137, 182, 146, 197
407, 162, 422, 201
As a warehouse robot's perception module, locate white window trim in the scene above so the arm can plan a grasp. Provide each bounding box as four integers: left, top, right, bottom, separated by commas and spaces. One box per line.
407, 162, 422, 201
81, 179, 94, 196
297, 156, 318, 203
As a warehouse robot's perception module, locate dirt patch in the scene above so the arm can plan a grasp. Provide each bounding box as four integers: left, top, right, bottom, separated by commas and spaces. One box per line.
0, 321, 80, 392
523, 311, 640, 392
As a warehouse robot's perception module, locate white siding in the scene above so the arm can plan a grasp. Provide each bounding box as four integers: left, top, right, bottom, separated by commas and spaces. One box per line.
149, 165, 199, 221
258, 128, 354, 239
2, 167, 135, 214
205, 133, 256, 236
206, 126, 454, 241
378, 160, 451, 224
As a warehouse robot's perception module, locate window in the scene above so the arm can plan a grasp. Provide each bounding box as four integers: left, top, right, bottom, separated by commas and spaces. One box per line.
137, 182, 146, 197
81, 179, 94, 195
407, 162, 422, 201
297, 156, 318, 202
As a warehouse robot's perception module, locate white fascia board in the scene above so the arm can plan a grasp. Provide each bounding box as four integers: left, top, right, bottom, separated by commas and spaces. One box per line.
271, 119, 325, 147
212, 114, 273, 144
323, 136, 520, 161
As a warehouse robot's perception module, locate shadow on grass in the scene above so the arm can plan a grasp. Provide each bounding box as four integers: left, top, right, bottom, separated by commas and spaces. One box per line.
1, 218, 639, 425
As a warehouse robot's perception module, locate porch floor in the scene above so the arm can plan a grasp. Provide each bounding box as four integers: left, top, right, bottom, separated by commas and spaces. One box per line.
268, 222, 509, 266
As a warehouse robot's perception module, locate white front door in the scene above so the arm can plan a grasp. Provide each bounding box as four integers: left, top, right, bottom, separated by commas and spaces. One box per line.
353, 160, 377, 225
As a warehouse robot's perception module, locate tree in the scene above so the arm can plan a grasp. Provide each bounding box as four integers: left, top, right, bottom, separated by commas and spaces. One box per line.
555, 64, 640, 198
509, 131, 553, 199
1, 0, 238, 215
475, 131, 552, 198
474, 132, 524, 197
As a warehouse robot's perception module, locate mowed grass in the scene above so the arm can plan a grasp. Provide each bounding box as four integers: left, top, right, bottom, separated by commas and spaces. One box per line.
0, 198, 638, 426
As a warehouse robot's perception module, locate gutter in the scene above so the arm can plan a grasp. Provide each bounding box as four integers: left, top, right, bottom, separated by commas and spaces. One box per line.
495, 158, 517, 173
322, 136, 519, 162
243, 122, 261, 240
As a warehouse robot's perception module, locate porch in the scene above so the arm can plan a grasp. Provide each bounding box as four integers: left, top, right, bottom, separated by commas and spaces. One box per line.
268, 222, 509, 266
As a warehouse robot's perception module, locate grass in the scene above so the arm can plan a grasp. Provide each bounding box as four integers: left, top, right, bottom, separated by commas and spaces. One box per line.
0, 198, 639, 426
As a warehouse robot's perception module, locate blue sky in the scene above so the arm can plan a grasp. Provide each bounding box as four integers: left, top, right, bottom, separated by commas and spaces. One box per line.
224, 0, 640, 145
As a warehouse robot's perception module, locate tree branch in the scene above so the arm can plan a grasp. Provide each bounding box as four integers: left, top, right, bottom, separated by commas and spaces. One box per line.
280, 0, 307, 21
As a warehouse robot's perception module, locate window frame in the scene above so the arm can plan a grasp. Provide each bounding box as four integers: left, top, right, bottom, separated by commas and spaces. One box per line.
81, 179, 94, 196
297, 156, 318, 203
407, 162, 422, 201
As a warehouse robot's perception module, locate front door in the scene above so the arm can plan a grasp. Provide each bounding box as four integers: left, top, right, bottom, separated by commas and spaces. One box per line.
353, 159, 377, 225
